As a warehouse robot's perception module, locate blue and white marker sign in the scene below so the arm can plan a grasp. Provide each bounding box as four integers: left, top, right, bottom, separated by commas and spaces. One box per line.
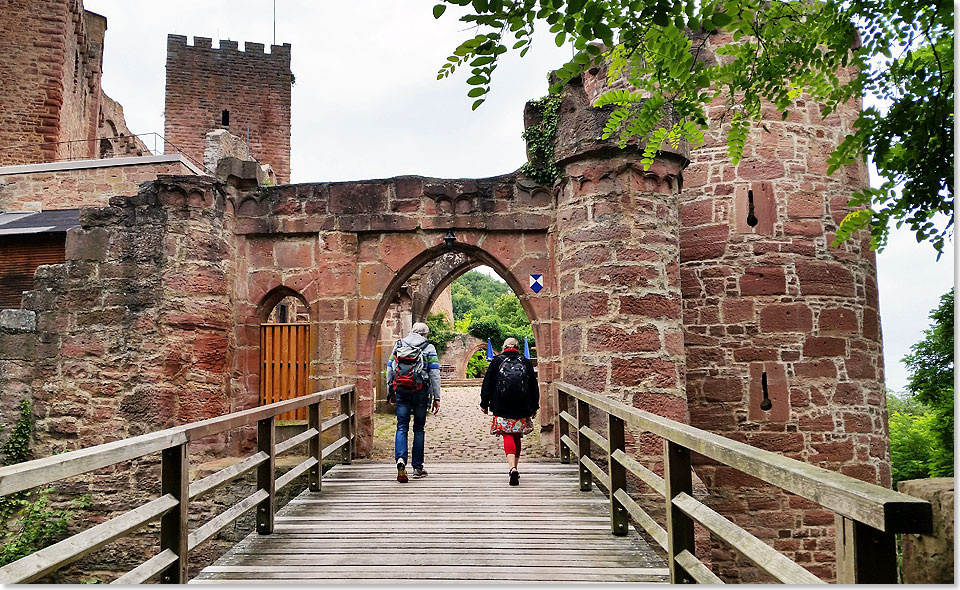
529, 274, 544, 293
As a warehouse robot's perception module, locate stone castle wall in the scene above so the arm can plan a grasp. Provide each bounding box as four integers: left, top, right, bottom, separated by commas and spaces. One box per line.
0, 2, 105, 165
164, 36, 292, 183
0, 157, 197, 211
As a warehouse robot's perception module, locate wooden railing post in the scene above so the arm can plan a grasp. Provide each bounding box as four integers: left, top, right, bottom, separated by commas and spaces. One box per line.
159, 443, 188, 584
577, 399, 591, 492
256, 417, 276, 535
308, 401, 321, 492
835, 515, 898, 583
664, 440, 695, 584
558, 387, 570, 464
340, 390, 352, 464
607, 415, 628, 536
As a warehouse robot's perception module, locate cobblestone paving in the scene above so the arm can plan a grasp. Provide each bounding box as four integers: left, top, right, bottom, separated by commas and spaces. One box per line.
369, 386, 548, 463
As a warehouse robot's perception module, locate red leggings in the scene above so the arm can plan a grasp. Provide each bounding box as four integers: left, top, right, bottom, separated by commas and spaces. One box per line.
502, 433, 522, 456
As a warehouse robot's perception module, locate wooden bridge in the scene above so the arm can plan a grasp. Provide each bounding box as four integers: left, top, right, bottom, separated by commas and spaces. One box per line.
0, 383, 934, 584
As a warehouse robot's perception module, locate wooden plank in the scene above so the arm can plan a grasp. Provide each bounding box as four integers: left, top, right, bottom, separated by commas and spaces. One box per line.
612, 449, 665, 497
276, 457, 317, 492
159, 444, 188, 584
556, 381, 931, 533
276, 428, 319, 456
614, 489, 667, 551
577, 399, 592, 491
180, 385, 353, 441
608, 415, 629, 536
557, 388, 571, 464
111, 549, 178, 585
321, 436, 349, 461
559, 410, 577, 428
256, 417, 275, 535
0, 429, 186, 496
581, 456, 610, 489
664, 440, 694, 584
0, 494, 177, 584
672, 492, 823, 584
188, 489, 270, 551
320, 413, 348, 434
580, 425, 609, 453
675, 550, 723, 584
307, 402, 321, 492
835, 514, 898, 583
189, 452, 269, 500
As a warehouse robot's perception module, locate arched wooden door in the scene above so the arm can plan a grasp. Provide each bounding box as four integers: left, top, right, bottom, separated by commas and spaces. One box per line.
260, 323, 312, 421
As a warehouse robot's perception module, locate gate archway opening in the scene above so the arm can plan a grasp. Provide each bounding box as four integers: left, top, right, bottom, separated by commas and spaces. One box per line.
259, 286, 312, 422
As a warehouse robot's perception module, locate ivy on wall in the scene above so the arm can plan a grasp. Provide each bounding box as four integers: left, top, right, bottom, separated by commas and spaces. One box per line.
520, 94, 561, 186
0, 401, 90, 568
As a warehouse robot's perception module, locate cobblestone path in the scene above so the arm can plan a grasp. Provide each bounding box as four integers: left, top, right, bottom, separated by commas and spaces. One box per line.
369, 386, 548, 463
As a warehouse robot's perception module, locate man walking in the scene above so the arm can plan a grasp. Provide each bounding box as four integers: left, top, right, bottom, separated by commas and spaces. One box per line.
387, 322, 441, 483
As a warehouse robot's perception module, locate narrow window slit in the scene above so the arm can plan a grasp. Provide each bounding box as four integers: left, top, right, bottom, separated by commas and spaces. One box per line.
759, 371, 772, 411
746, 189, 758, 227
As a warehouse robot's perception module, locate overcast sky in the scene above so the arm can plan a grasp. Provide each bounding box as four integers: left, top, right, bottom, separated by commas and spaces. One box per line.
83, 0, 954, 394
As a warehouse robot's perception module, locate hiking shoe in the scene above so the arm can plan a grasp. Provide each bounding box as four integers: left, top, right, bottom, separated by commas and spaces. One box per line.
397, 459, 408, 483
413, 468, 428, 478
509, 469, 519, 486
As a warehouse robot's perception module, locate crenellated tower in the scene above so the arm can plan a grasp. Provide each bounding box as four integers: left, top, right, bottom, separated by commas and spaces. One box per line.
164, 35, 292, 182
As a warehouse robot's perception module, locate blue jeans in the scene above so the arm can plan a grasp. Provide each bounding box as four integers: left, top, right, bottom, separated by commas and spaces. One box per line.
395, 391, 428, 469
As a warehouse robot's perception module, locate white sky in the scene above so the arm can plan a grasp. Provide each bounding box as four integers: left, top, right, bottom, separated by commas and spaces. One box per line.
83, 0, 954, 394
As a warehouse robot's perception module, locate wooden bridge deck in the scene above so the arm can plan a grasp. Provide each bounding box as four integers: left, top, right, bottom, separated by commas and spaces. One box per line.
193, 461, 669, 584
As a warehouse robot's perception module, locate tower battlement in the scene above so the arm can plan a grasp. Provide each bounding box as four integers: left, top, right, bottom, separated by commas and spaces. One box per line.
164, 34, 292, 182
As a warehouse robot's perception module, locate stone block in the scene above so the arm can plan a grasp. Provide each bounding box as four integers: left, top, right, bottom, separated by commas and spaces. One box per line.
796, 261, 855, 297
759, 303, 813, 333
680, 223, 728, 261
65, 227, 110, 262
740, 266, 786, 296
0, 310, 36, 332
898, 478, 954, 584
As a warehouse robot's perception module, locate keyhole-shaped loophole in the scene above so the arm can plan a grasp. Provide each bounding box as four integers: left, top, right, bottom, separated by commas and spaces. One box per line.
759, 371, 772, 411
746, 189, 759, 227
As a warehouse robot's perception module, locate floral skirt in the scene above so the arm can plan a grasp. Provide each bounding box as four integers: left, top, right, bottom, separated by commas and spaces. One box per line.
490, 416, 534, 436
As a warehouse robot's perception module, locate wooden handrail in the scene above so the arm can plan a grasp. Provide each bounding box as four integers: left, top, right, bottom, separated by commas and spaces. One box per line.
0, 384, 358, 584
557, 382, 930, 534
556, 381, 933, 584
0, 385, 354, 497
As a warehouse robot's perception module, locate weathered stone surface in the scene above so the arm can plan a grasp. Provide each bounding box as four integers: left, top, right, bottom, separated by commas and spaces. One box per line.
898, 478, 954, 584
0, 309, 36, 332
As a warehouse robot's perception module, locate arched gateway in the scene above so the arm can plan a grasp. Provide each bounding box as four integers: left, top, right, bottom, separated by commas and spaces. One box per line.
5, 71, 886, 581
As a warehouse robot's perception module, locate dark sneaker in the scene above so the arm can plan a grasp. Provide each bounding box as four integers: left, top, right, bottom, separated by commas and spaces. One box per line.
397, 459, 408, 483
509, 469, 519, 486
413, 468, 428, 478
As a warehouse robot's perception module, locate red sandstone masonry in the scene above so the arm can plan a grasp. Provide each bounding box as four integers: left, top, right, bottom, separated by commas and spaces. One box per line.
0, 159, 197, 211
164, 36, 291, 182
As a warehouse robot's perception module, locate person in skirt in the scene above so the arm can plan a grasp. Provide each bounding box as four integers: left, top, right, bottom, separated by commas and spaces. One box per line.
480, 337, 540, 486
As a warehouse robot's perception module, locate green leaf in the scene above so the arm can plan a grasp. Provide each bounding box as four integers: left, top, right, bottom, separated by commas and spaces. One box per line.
433, 4, 447, 18
472, 98, 486, 110
711, 12, 733, 27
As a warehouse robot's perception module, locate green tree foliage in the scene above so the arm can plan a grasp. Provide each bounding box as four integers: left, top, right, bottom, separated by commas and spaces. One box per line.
433, 0, 953, 255
425, 311, 457, 356
448, 271, 536, 353
887, 392, 940, 487
451, 271, 511, 321
902, 288, 954, 476
466, 350, 491, 378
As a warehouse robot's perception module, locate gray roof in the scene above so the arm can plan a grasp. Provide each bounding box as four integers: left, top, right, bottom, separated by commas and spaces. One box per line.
0, 209, 80, 235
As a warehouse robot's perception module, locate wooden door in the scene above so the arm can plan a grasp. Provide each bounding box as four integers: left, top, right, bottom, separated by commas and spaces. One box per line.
260, 323, 312, 422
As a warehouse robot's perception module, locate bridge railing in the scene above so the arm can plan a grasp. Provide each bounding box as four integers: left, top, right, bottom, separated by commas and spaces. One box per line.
0, 384, 357, 584
556, 381, 932, 584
